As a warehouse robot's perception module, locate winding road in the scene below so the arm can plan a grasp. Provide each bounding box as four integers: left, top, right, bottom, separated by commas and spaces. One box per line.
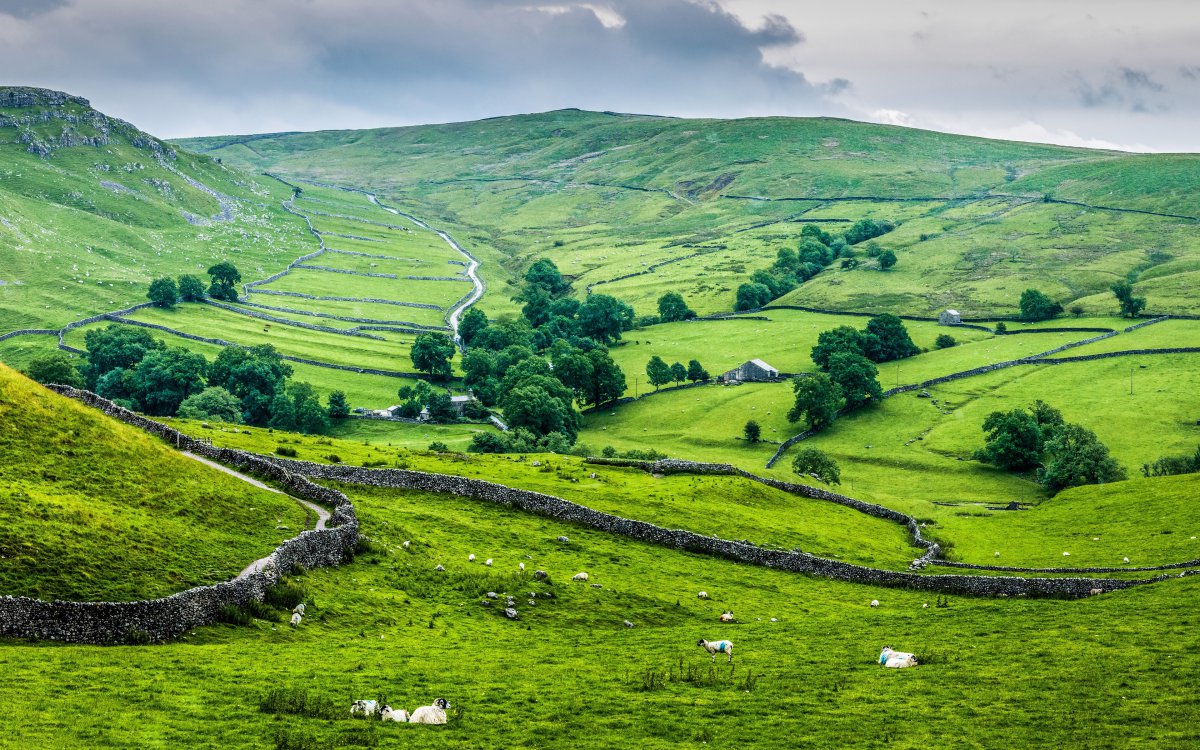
181, 451, 331, 580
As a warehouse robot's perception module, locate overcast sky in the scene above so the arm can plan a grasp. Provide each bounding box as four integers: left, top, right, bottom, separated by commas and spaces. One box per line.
1, 0, 1196, 151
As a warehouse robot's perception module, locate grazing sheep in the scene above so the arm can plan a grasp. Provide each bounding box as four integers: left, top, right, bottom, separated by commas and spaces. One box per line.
697, 639, 734, 662
381, 706, 409, 722
697, 591, 709, 599
292, 603, 305, 615
1123, 557, 1130, 563
879, 646, 918, 669
994, 551, 1000, 558
870, 600, 880, 608
290, 612, 302, 627
402, 540, 411, 549
1063, 552, 1070, 557
409, 698, 451, 725
1090, 588, 1104, 596
572, 572, 589, 582
485, 558, 493, 566
468, 554, 476, 562
719, 611, 735, 623
350, 699, 378, 717
923, 603, 929, 609
519, 562, 525, 571
434, 564, 445, 571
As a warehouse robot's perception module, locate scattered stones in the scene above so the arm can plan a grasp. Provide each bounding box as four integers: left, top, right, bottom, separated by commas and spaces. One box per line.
504, 608, 519, 620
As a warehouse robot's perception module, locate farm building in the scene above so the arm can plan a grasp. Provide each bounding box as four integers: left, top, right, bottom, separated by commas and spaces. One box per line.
722, 359, 780, 382
419, 394, 478, 421
939, 309, 962, 325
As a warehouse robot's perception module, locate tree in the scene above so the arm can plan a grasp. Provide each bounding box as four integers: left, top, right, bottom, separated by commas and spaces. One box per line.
500, 381, 577, 440
995, 322, 1008, 334
791, 448, 841, 484
177, 274, 206, 302
327, 390, 350, 420
425, 391, 457, 423
825, 352, 882, 411
744, 420, 761, 443
787, 372, 842, 432
469, 431, 509, 453
686, 359, 709, 383
583, 348, 626, 408
208, 345, 292, 425
1038, 423, 1126, 494
877, 249, 897, 270
458, 308, 489, 347
147, 277, 178, 308
863, 314, 919, 363
670, 361, 687, 384
935, 334, 957, 349
800, 223, 833, 247
525, 258, 570, 297
1111, 281, 1147, 317
410, 333, 455, 380
734, 282, 772, 311
646, 355, 673, 390
578, 294, 634, 344
83, 324, 164, 386
471, 319, 535, 352
177, 386, 243, 423
843, 218, 895, 245
268, 391, 297, 430
810, 326, 863, 371
1019, 288, 1063, 322
658, 292, 695, 322
24, 351, 83, 387
206, 261, 241, 302
130, 347, 208, 416
975, 408, 1044, 471
518, 285, 554, 328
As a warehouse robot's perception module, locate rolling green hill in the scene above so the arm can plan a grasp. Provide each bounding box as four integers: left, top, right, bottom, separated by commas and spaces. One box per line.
0, 363, 308, 601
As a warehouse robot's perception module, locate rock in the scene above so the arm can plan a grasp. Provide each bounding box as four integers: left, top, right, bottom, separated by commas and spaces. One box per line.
434, 564, 445, 571
504, 608, 519, 620
533, 570, 549, 580
557, 536, 570, 543
528, 599, 537, 606
590, 583, 602, 589
486, 592, 498, 599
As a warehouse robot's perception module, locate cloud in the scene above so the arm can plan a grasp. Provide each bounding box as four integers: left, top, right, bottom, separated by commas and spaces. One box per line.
871, 109, 914, 127
0, 0, 841, 137
1073, 67, 1168, 113
0, 0, 66, 19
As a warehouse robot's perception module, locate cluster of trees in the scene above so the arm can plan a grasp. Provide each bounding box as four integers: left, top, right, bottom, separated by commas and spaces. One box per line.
975, 400, 1125, 493
811, 314, 920, 368
645, 356, 709, 390
657, 292, 696, 323
33, 324, 347, 433
410, 333, 456, 380
147, 262, 241, 308
457, 259, 630, 451
734, 220, 897, 312
1141, 444, 1200, 478
1112, 281, 1147, 318
1019, 289, 1063, 322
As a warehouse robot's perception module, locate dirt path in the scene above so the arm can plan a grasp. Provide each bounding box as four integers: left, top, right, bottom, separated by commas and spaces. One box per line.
180, 451, 332, 579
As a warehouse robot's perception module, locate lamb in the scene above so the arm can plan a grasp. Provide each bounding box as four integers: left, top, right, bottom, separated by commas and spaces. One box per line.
879, 646, 918, 669
350, 699, 378, 717
381, 706, 409, 722
290, 612, 302, 627
697, 639, 734, 662
719, 611, 735, 623
409, 698, 451, 725
572, 572, 589, 581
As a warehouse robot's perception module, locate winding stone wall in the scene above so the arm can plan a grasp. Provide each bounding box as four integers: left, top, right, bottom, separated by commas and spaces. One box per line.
0, 328, 57, 342
236, 300, 447, 331
294, 264, 398, 279
0, 387, 359, 645
246, 289, 442, 310
202, 300, 388, 340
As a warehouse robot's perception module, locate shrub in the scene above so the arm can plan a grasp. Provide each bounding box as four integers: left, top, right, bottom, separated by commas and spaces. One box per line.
265, 580, 309, 610
934, 334, 957, 349
275, 445, 298, 457
324, 454, 342, 464
743, 420, 761, 443
791, 448, 841, 484
260, 687, 341, 719
995, 322, 1008, 333
217, 604, 252, 626
428, 441, 450, 452
1070, 305, 1085, 316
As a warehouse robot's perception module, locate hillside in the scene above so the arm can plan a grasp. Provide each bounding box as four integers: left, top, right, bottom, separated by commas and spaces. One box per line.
178, 109, 1200, 318
0, 363, 308, 601
0, 87, 314, 333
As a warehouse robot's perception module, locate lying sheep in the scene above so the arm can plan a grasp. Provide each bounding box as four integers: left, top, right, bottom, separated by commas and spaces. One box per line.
351, 699, 378, 717
879, 646, 918, 669
409, 698, 451, 725
697, 638, 734, 662
572, 572, 589, 581
290, 612, 302, 627
719, 611, 735, 623
381, 706, 409, 722
292, 603, 305, 615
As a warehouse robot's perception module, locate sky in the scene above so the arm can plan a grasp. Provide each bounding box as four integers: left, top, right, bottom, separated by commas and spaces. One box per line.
0, 0, 1196, 151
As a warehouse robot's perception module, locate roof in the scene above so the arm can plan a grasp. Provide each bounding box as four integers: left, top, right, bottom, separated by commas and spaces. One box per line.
748, 358, 777, 371
450, 395, 473, 403
944, 309, 960, 316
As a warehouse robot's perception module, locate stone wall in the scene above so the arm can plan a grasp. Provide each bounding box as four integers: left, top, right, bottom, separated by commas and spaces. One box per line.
246, 288, 441, 311
0, 386, 359, 645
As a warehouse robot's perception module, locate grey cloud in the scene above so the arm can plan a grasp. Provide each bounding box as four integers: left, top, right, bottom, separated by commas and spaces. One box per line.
0, 0, 66, 18
1120, 67, 1164, 92
1179, 66, 1200, 80
1073, 67, 1168, 113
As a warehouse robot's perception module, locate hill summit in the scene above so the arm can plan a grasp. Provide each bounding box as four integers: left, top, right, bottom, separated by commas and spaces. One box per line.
0, 85, 173, 159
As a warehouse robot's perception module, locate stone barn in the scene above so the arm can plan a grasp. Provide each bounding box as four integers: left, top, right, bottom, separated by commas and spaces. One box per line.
939, 309, 962, 325
722, 359, 780, 382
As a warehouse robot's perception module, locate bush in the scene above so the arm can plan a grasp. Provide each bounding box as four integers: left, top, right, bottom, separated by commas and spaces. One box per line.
260, 687, 341, 720
934, 334, 957, 349
324, 454, 342, 464
275, 445, 298, 457
995, 322, 1008, 333
743, 420, 761, 443
265, 579, 309, 610
428, 441, 450, 452
791, 448, 841, 484
216, 604, 252, 626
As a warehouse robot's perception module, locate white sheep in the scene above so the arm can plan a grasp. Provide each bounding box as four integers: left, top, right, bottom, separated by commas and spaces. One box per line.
292, 603, 305, 615
381, 706, 409, 722
870, 600, 880, 608
485, 558, 493, 566
879, 646, 918, 669
519, 562, 525, 571
1063, 552, 1070, 557
290, 612, 302, 627
409, 698, 451, 725
1123, 557, 1130, 563
719, 611, 735, 623
468, 554, 476, 562
697, 638, 734, 662
402, 540, 411, 549
572, 572, 589, 581
697, 591, 709, 599
350, 699, 377, 717
1090, 588, 1104, 596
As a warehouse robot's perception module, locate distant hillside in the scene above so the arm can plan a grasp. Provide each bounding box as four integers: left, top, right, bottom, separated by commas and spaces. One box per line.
0, 87, 313, 333
179, 109, 1200, 317
0, 362, 307, 601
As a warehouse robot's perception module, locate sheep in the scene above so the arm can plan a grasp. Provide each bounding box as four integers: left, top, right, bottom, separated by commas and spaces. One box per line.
292, 603, 306, 615
381, 705, 410, 722
290, 612, 302, 627
468, 554, 476, 562
879, 646, 918, 669
922, 603, 929, 609
350, 699, 377, 717
1123, 557, 1130, 563
409, 698, 451, 725
1090, 588, 1104, 596
697, 591, 709, 599
697, 639, 734, 662
994, 551, 1000, 558
870, 600, 880, 608
719, 611, 735, 623
519, 562, 525, 571
1063, 552, 1070, 557
402, 540, 411, 549
485, 558, 493, 566
572, 572, 589, 581
623, 620, 634, 628
434, 564, 445, 571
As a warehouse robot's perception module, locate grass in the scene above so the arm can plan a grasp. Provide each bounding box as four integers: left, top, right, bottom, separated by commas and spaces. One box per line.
0, 363, 309, 601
